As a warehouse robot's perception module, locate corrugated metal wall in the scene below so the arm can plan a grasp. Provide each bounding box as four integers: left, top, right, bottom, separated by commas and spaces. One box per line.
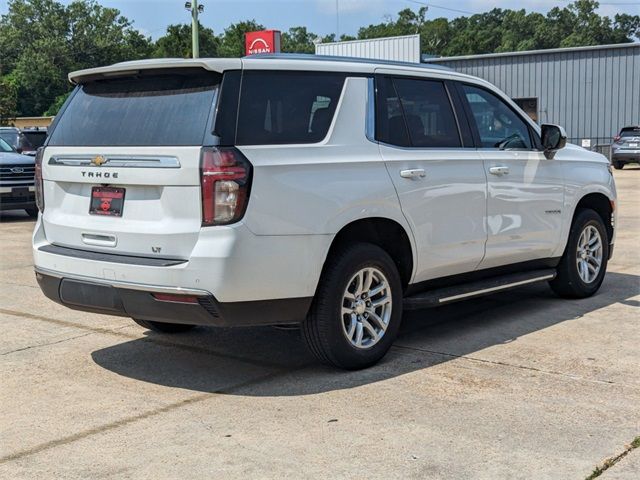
316, 34, 421, 64
427, 44, 640, 147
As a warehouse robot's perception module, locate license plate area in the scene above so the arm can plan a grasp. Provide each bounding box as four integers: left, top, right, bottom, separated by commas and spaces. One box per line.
89, 186, 125, 217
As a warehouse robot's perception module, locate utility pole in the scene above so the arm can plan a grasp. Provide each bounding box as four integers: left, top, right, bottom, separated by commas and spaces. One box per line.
185, 1, 204, 58
336, 0, 339, 40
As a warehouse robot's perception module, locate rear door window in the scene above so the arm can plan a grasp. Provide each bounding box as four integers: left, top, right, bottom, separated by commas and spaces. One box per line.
48, 71, 221, 146
236, 71, 346, 145
376, 76, 462, 148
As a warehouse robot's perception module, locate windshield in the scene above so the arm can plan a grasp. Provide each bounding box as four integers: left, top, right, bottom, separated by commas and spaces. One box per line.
0, 131, 19, 149
48, 71, 221, 146
0, 137, 15, 152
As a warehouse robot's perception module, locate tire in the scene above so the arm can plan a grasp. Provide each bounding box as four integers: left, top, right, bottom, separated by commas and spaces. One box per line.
612, 161, 624, 170
302, 242, 403, 370
25, 208, 38, 218
132, 318, 196, 333
549, 208, 609, 299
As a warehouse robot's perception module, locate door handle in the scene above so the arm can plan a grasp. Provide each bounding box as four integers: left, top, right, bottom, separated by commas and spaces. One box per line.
400, 168, 426, 179
489, 166, 510, 176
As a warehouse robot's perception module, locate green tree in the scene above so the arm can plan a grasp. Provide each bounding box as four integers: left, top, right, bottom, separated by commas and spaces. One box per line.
43, 91, 70, 116
0, 75, 19, 124
281, 27, 336, 54
218, 20, 265, 57
153, 23, 219, 58
0, 0, 152, 117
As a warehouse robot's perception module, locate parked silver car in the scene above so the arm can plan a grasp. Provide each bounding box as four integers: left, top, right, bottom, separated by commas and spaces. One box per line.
611, 126, 640, 169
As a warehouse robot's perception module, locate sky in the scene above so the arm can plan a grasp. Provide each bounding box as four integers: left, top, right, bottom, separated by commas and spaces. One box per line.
1, 0, 640, 39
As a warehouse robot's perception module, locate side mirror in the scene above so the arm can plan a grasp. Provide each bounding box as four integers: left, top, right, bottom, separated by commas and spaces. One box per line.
16, 147, 23, 154
540, 124, 567, 159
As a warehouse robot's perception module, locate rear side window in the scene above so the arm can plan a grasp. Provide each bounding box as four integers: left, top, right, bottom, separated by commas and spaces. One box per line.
236, 71, 346, 145
48, 71, 220, 146
376, 76, 461, 148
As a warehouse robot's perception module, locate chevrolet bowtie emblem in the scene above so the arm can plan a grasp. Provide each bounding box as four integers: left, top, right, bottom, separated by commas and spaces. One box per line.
91, 155, 107, 166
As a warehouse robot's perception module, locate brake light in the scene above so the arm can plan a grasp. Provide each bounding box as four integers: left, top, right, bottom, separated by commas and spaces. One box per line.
200, 147, 252, 226
34, 147, 44, 212
613, 136, 620, 142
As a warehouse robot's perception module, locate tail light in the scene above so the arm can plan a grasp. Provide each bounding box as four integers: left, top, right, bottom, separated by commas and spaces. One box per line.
34, 147, 45, 212
614, 135, 623, 144
200, 147, 252, 226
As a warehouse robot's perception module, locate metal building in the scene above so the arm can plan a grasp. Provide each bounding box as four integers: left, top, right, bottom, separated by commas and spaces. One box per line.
425, 43, 640, 153
315, 34, 421, 64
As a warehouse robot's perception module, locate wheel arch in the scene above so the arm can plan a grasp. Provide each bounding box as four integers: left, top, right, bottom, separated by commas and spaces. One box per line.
322, 217, 415, 289
573, 192, 614, 243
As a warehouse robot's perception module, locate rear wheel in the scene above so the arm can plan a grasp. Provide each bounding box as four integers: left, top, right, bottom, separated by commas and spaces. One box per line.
25, 208, 38, 218
132, 318, 196, 333
549, 208, 609, 298
302, 243, 403, 370
612, 161, 624, 170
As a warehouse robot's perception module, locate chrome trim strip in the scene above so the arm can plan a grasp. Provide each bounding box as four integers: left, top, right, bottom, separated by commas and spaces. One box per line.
49, 155, 181, 168
438, 274, 555, 303
34, 266, 211, 296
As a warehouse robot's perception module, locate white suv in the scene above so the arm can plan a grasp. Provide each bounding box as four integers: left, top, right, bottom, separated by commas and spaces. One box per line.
33, 55, 617, 369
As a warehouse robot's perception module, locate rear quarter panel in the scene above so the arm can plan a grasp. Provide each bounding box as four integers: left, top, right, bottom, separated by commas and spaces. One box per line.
237, 76, 414, 243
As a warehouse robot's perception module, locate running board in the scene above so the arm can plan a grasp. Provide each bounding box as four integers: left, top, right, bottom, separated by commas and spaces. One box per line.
403, 269, 556, 310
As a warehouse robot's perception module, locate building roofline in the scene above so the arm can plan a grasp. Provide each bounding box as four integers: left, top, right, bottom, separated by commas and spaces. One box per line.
426, 42, 640, 63
315, 34, 420, 48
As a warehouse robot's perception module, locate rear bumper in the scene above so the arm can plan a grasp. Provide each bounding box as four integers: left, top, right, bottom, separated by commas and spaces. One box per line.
35, 267, 311, 327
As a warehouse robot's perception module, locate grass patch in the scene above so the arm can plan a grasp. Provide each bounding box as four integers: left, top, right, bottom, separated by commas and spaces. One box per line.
585, 436, 640, 480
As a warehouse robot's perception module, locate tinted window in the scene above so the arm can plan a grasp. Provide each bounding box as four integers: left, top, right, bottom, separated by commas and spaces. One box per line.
393, 78, 460, 148
20, 131, 47, 150
49, 72, 220, 146
376, 77, 461, 148
462, 84, 532, 149
236, 71, 345, 145
376, 76, 410, 147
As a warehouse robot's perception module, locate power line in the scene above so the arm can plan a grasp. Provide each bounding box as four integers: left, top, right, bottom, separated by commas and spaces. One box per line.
404, 0, 476, 15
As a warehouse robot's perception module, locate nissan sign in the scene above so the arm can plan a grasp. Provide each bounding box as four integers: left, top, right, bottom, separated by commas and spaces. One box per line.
245, 30, 281, 55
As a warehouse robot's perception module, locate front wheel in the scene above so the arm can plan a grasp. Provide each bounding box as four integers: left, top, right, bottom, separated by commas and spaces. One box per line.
549, 208, 609, 298
302, 243, 403, 370
25, 208, 38, 218
612, 161, 624, 170
132, 318, 196, 333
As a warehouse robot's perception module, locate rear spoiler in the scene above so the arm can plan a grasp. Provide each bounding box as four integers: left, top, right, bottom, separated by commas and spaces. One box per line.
69, 58, 242, 85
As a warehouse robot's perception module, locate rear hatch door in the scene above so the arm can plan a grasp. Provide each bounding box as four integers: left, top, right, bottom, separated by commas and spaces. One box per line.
42, 69, 221, 259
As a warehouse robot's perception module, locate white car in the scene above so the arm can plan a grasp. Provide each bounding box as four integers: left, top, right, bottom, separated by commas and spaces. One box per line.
33, 55, 617, 369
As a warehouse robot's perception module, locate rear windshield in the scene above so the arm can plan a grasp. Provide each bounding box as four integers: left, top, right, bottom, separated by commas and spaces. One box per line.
620, 128, 640, 137
236, 71, 346, 145
21, 131, 47, 150
48, 71, 220, 146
